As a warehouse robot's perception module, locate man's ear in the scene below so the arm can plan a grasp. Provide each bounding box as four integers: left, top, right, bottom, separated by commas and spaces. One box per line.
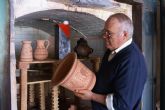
123, 31, 128, 40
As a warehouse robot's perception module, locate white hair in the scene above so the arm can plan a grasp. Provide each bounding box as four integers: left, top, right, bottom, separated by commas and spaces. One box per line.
107, 13, 134, 38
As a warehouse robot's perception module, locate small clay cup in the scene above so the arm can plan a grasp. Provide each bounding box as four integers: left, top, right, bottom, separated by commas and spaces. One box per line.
51, 52, 96, 91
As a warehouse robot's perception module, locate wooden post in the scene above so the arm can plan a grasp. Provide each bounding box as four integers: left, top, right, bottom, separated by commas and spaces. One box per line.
39, 83, 45, 110
19, 62, 30, 110
28, 84, 35, 108
51, 86, 59, 110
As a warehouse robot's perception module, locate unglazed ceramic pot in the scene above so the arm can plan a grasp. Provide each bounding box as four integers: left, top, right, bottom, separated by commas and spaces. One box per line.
20, 40, 33, 62
51, 52, 96, 91
34, 40, 49, 60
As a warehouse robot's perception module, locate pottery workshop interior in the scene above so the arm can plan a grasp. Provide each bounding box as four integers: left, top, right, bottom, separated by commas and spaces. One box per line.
0, 0, 163, 110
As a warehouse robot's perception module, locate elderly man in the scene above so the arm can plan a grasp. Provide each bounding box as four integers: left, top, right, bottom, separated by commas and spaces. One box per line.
74, 13, 147, 110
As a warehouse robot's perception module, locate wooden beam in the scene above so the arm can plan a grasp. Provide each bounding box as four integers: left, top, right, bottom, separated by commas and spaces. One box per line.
115, 0, 143, 5
132, 4, 142, 50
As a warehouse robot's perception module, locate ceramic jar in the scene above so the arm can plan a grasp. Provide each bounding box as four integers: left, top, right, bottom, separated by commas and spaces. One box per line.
34, 40, 49, 60
74, 38, 93, 58
51, 52, 96, 92
20, 40, 33, 62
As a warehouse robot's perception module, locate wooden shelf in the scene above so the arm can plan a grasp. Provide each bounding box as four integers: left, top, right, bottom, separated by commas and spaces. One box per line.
17, 57, 101, 110
27, 80, 51, 85
18, 59, 61, 64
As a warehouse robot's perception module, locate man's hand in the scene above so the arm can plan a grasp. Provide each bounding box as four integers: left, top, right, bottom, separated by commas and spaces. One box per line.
74, 89, 93, 101
74, 89, 106, 105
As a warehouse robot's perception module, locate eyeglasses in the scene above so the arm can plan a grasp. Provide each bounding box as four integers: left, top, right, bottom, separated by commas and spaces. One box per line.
102, 29, 115, 38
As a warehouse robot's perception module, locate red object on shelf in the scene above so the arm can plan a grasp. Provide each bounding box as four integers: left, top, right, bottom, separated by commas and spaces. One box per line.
59, 23, 71, 39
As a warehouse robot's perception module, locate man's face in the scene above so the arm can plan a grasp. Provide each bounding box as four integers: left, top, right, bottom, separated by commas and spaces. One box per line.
102, 18, 126, 51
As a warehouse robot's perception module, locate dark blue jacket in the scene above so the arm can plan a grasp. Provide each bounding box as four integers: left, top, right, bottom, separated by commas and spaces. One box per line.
92, 42, 147, 110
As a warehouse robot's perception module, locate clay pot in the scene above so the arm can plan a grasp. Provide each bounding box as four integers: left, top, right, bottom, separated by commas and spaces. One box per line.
74, 38, 93, 58
51, 52, 96, 91
34, 40, 49, 60
20, 40, 33, 62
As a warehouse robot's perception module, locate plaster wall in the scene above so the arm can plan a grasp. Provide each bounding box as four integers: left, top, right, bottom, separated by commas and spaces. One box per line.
0, 0, 11, 109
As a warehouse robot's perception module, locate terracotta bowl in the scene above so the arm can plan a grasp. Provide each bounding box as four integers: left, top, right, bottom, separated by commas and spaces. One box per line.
51, 52, 96, 91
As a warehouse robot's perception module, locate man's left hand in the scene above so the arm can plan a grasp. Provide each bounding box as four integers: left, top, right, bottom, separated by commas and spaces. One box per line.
74, 89, 93, 101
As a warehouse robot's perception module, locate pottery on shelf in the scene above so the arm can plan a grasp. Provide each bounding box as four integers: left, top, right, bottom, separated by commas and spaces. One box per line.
74, 38, 93, 58
51, 52, 96, 92
34, 40, 49, 60
20, 40, 33, 62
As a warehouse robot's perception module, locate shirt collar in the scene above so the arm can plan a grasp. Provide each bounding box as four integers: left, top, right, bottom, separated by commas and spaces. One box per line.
113, 38, 132, 54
